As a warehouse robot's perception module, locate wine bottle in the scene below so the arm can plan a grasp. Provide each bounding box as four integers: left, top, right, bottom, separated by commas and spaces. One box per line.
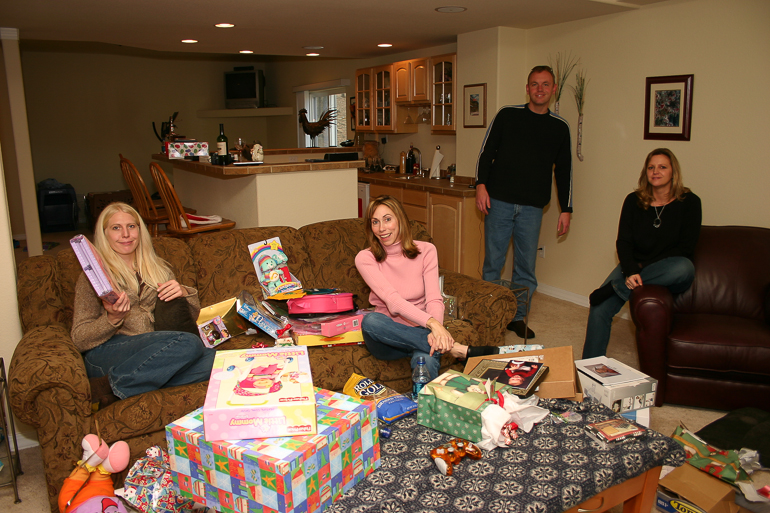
217, 124, 228, 156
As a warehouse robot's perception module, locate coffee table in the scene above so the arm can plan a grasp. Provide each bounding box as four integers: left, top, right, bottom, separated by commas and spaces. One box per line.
328, 397, 685, 513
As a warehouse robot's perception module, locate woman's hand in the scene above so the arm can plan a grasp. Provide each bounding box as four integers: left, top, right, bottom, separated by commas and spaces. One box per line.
625, 274, 643, 290
103, 291, 130, 324
157, 280, 185, 301
426, 317, 454, 356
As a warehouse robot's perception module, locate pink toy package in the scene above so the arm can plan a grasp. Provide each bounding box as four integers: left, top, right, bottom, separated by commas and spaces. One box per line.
203, 346, 316, 442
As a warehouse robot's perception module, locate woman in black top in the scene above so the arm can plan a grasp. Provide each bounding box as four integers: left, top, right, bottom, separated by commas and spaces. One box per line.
582, 148, 702, 358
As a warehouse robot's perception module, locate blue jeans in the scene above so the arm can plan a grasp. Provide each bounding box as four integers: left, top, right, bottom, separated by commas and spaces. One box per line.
582, 257, 695, 359
84, 331, 217, 399
361, 312, 442, 379
482, 198, 543, 321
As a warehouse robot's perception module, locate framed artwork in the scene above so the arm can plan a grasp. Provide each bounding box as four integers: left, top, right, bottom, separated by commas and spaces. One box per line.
463, 83, 487, 128
644, 74, 694, 141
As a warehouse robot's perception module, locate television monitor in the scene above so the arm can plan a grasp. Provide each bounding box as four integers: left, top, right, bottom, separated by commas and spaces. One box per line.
225, 69, 265, 109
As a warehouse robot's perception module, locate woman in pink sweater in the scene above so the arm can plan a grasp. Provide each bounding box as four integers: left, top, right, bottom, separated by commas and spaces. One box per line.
355, 196, 498, 378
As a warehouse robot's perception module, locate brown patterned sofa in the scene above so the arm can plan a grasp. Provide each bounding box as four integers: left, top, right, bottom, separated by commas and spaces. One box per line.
10, 218, 516, 511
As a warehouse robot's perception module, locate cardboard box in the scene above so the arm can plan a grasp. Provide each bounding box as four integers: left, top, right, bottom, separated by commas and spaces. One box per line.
197, 297, 253, 347
292, 329, 364, 347
203, 347, 316, 441
576, 359, 657, 413
292, 312, 365, 337
167, 389, 380, 513
166, 141, 209, 159
657, 463, 740, 513
465, 345, 583, 400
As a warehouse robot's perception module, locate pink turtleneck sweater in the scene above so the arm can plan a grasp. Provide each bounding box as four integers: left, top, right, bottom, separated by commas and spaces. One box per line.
355, 240, 444, 328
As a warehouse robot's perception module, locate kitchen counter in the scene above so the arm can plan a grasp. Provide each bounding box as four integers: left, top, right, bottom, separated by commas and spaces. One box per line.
152, 149, 363, 229
357, 172, 477, 198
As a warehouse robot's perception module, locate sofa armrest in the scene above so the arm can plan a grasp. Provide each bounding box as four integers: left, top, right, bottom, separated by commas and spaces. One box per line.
9, 325, 91, 427
16, 256, 68, 332
441, 270, 517, 346
630, 284, 674, 406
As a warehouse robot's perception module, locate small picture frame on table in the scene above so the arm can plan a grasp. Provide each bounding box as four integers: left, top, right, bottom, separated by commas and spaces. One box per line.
644, 74, 694, 141
463, 83, 487, 128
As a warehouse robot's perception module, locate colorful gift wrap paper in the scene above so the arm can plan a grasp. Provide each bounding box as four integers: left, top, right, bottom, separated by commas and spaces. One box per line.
166, 388, 381, 513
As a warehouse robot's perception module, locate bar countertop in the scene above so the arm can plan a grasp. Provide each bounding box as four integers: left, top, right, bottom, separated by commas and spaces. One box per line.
357, 171, 478, 198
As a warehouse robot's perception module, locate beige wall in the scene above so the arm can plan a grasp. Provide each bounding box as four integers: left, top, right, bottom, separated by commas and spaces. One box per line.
456, 0, 770, 301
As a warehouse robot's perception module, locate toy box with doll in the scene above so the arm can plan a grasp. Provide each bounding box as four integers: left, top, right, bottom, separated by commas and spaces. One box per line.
203, 346, 315, 441
248, 237, 302, 298
167, 389, 380, 513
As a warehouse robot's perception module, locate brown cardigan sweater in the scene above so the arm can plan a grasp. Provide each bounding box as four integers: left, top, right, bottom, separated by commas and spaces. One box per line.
71, 273, 201, 353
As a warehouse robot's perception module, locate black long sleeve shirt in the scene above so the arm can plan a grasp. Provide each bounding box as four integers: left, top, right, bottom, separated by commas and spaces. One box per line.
616, 191, 702, 277
475, 104, 573, 212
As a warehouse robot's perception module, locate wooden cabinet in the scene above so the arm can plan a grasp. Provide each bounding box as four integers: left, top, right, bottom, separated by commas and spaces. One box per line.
394, 58, 430, 104
428, 193, 483, 278
355, 65, 417, 134
431, 53, 456, 133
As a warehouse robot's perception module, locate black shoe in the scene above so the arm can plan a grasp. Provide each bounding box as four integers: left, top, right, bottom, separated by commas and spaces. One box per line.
507, 320, 535, 339
467, 345, 500, 359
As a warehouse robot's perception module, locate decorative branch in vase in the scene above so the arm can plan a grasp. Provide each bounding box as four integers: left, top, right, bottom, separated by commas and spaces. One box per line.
570, 68, 589, 162
548, 52, 579, 117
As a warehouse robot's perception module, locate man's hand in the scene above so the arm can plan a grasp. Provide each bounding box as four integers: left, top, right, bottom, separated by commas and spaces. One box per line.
557, 212, 571, 236
625, 274, 643, 289
475, 184, 491, 215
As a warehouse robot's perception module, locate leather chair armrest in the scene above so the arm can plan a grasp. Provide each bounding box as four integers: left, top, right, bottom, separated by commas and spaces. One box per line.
9, 325, 91, 428
441, 271, 517, 347
630, 284, 674, 406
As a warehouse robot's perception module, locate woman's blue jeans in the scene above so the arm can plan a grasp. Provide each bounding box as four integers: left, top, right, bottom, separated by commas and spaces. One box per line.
84, 331, 217, 399
582, 257, 695, 359
361, 312, 442, 379
482, 199, 543, 321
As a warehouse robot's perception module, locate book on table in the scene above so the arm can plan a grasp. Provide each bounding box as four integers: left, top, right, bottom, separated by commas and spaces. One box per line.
69, 234, 119, 304
584, 418, 646, 446
467, 356, 549, 397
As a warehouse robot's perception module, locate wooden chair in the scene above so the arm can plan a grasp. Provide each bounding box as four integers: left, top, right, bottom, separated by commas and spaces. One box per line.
149, 162, 236, 238
120, 155, 195, 236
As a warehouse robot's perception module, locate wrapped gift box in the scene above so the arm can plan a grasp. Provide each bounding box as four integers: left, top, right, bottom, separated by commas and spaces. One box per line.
166, 389, 381, 513
166, 141, 209, 159
204, 347, 316, 441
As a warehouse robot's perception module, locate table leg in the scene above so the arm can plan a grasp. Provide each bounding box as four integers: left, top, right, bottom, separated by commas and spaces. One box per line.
623, 466, 662, 513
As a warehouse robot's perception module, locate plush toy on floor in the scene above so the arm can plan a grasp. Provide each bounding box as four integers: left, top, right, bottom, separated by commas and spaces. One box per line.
58, 434, 131, 513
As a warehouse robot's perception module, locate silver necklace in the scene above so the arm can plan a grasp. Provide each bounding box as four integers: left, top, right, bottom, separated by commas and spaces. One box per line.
653, 204, 666, 228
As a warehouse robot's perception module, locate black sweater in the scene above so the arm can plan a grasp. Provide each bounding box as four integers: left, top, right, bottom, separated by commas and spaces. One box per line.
616, 191, 702, 277
475, 104, 572, 212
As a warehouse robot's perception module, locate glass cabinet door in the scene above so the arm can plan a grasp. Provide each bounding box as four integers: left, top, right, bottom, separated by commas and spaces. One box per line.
431, 54, 456, 132
356, 70, 371, 130
373, 64, 393, 130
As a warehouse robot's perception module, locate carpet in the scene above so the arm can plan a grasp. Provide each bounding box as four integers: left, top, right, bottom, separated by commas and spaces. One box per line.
329, 398, 685, 513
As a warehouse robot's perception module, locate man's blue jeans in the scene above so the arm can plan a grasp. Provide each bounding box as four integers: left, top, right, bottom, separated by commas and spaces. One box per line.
361, 312, 442, 379
482, 198, 543, 321
582, 257, 695, 359
84, 331, 217, 399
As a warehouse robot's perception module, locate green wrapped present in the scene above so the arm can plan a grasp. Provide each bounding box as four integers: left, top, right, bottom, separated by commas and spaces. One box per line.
416, 369, 513, 442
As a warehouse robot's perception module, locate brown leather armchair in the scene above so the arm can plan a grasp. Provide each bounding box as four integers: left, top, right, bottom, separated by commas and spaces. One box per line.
630, 225, 770, 410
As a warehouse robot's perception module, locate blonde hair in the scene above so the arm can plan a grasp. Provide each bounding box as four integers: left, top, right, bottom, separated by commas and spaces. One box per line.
364, 195, 420, 262
634, 148, 690, 209
93, 202, 172, 294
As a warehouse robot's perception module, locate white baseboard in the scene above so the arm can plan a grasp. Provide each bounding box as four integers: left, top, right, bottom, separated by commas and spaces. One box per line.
536, 284, 631, 320
14, 430, 39, 450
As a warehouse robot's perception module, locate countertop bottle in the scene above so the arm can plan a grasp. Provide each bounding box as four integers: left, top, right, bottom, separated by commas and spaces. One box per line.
405, 144, 415, 175
217, 124, 228, 156
400, 151, 407, 174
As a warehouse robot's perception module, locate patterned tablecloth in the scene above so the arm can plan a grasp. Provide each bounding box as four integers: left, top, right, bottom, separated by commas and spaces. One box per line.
328, 398, 685, 513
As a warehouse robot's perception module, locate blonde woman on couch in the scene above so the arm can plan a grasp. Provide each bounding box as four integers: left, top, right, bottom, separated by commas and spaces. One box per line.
355, 195, 499, 379
72, 202, 216, 409
582, 148, 702, 359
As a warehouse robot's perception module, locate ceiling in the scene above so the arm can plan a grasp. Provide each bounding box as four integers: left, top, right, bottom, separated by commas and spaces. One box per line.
1, 0, 665, 59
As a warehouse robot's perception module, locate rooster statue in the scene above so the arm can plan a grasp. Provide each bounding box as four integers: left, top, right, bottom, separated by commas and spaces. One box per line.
298, 108, 336, 147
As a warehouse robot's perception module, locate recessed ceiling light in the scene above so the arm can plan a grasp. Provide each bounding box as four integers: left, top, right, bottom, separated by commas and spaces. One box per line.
303, 46, 324, 50
306, 53, 320, 57
240, 50, 253, 54
435, 6, 467, 13
378, 44, 392, 48
181, 39, 198, 44
215, 23, 235, 28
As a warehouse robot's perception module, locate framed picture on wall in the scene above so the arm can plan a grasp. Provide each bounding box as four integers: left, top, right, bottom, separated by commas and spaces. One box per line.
463, 83, 487, 128
644, 74, 694, 141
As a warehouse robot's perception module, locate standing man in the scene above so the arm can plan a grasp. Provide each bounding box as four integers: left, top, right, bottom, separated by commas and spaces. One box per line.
475, 65, 573, 339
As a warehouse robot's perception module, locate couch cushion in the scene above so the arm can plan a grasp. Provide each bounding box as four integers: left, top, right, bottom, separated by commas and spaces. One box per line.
187, 226, 313, 306
153, 237, 198, 289
675, 226, 770, 319
668, 313, 770, 379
